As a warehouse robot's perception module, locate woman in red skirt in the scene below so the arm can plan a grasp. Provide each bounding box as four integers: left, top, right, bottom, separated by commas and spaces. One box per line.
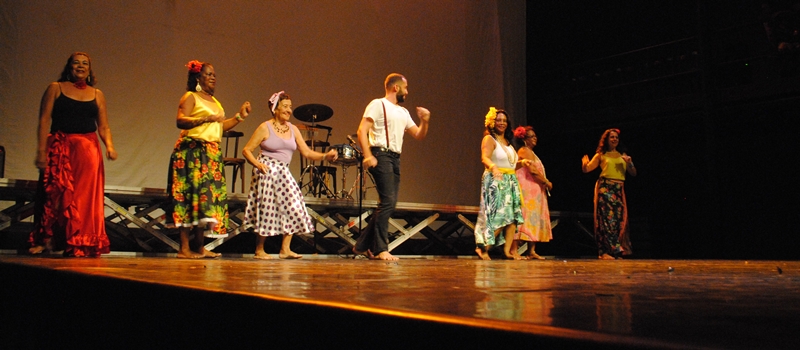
29, 52, 117, 257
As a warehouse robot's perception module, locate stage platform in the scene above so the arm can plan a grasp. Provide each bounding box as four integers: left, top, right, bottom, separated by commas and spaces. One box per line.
1, 255, 798, 349
1, 178, 601, 257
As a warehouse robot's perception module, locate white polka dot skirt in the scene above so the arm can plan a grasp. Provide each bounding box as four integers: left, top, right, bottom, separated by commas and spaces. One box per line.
243, 155, 314, 236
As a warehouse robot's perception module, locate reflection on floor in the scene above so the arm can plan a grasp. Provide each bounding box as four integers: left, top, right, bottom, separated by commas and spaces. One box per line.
2, 255, 798, 349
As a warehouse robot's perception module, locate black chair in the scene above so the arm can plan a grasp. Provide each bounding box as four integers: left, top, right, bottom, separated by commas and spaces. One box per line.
222, 131, 246, 192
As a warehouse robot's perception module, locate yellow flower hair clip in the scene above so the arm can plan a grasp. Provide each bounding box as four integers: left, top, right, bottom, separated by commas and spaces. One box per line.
484, 107, 497, 129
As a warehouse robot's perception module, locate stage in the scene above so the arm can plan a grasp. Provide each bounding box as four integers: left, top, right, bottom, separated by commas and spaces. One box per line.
0, 178, 602, 257
1, 255, 799, 349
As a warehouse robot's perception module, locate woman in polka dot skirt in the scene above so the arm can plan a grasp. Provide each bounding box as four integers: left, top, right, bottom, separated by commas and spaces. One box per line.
241, 91, 337, 259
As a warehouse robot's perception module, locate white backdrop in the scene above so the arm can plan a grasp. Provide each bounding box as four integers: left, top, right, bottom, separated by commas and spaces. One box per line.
0, 0, 525, 206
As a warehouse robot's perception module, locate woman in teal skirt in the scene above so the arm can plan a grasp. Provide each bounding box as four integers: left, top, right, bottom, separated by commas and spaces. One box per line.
474, 107, 530, 260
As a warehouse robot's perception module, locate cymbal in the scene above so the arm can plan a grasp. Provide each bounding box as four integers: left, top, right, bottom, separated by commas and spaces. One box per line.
293, 104, 333, 123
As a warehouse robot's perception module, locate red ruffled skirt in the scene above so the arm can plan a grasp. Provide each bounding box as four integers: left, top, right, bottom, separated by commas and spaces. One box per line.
29, 132, 110, 257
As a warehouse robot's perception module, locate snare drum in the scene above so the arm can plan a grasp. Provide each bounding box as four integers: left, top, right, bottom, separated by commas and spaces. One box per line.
330, 144, 358, 165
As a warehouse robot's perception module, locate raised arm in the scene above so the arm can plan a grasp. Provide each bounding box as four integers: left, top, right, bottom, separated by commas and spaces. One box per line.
95, 89, 117, 161
222, 101, 251, 132
406, 106, 430, 140
622, 153, 637, 176
582, 153, 601, 173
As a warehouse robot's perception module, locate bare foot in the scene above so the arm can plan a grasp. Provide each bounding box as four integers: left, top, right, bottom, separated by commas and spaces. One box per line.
372, 251, 399, 261
475, 247, 491, 260
201, 249, 221, 258
177, 249, 203, 259
29, 238, 53, 255
254, 252, 272, 260
527, 252, 545, 260
279, 251, 303, 259
598, 254, 615, 260
504, 254, 523, 260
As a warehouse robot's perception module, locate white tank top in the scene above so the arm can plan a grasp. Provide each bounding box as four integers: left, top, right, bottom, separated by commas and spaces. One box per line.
491, 137, 516, 169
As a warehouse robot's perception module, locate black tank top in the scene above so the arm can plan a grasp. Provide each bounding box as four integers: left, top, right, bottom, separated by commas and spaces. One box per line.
50, 88, 99, 134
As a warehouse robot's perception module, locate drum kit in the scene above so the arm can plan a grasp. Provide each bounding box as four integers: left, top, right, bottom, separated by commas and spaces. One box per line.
293, 103, 374, 200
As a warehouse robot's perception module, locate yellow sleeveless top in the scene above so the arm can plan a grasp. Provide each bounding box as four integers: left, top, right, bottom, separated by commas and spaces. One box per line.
599, 152, 627, 181
185, 92, 224, 143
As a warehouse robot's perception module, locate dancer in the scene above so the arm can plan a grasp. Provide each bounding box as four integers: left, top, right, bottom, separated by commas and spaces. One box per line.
513, 126, 552, 260
581, 128, 637, 259
166, 60, 251, 258
29, 52, 117, 257
353, 73, 430, 261
242, 91, 337, 260
474, 108, 529, 260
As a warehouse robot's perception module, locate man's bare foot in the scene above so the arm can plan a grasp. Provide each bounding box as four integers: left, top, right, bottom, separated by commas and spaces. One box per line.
254, 252, 272, 260
279, 251, 302, 259
598, 253, 615, 260
504, 254, 523, 260
475, 247, 491, 260
372, 251, 399, 261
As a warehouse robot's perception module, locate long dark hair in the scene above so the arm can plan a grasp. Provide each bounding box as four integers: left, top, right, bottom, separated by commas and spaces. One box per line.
57, 52, 96, 86
596, 128, 626, 154
485, 110, 514, 145
186, 61, 212, 92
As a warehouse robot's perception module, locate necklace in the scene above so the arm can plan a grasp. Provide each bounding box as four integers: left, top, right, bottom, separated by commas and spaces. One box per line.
73, 80, 87, 89
493, 134, 517, 166
272, 120, 289, 133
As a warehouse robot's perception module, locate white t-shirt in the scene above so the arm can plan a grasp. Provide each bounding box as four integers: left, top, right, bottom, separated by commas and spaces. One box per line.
362, 98, 416, 153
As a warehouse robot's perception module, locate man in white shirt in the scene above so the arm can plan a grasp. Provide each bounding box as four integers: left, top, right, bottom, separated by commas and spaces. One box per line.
353, 73, 430, 260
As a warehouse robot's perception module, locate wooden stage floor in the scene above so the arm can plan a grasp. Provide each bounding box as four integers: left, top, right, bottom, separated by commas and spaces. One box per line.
2, 255, 799, 349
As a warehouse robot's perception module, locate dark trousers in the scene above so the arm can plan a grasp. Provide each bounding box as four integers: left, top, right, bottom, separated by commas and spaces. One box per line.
355, 151, 400, 254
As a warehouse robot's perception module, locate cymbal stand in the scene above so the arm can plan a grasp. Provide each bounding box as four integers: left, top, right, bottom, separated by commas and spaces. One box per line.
298, 115, 335, 198
338, 162, 354, 200
343, 140, 376, 200
347, 168, 376, 200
